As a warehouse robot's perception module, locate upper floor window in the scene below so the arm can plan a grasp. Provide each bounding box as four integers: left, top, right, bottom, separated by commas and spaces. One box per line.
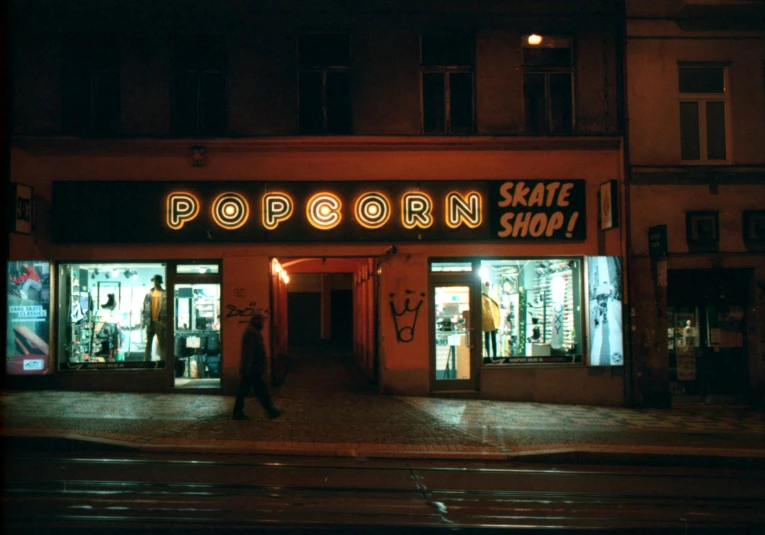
173, 36, 228, 137
421, 34, 474, 134
298, 34, 352, 135
61, 38, 121, 137
679, 64, 728, 162
522, 35, 573, 136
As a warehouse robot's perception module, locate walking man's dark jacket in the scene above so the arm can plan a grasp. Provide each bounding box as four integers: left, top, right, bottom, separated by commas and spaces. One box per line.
240, 323, 267, 376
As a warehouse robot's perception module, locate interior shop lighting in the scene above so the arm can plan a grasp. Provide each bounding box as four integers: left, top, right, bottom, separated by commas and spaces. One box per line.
198, 266, 208, 274
281, 272, 290, 284
111, 268, 120, 279
527, 34, 542, 45
479, 266, 489, 282
131, 271, 138, 280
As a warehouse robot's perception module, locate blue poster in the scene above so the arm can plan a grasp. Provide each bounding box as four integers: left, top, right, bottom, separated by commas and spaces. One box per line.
587, 256, 623, 366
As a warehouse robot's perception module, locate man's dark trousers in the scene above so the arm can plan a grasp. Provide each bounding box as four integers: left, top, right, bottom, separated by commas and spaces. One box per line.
234, 372, 276, 415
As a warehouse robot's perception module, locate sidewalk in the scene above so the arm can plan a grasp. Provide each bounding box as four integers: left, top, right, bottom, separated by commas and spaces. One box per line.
2, 349, 764, 465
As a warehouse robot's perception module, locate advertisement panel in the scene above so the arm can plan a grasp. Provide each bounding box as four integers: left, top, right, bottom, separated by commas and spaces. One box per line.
587, 256, 623, 366
7, 261, 52, 374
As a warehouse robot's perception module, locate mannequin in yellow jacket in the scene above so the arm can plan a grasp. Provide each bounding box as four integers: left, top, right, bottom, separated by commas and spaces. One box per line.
481, 282, 501, 360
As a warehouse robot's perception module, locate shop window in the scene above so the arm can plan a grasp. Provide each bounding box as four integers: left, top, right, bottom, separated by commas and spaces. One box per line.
431, 261, 473, 272
679, 64, 728, 162
173, 35, 228, 136
299, 33, 352, 135
177, 264, 219, 274
58, 263, 167, 370
421, 34, 475, 134
479, 258, 582, 364
174, 283, 221, 384
522, 35, 573, 136
61, 37, 121, 137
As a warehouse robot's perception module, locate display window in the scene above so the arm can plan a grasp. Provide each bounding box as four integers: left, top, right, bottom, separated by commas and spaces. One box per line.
7, 261, 53, 375
58, 263, 167, 369
173, 283, 221, 385
478, 258, 583, 364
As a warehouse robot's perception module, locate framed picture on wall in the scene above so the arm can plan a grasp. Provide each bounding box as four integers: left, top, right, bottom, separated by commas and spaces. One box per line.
599, 180, 618, 230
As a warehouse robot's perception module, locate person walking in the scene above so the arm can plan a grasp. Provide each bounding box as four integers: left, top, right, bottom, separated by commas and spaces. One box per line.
233, 311, 283, 420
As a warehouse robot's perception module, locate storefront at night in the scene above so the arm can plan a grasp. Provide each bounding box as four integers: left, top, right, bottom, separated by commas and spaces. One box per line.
7, 138, 627, 404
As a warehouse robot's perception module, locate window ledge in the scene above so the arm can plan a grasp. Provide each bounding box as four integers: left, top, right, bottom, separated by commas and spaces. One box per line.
12, 135, 623, 156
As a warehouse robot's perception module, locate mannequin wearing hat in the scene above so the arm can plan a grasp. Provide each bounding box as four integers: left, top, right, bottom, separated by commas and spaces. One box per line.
142, 274, 167, 362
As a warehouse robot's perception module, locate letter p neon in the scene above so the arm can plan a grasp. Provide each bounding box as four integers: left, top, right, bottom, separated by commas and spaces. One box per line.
167, 193, 200, 230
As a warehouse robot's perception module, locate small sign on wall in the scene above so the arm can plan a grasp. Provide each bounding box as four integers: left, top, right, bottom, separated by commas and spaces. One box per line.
599, 180, 618, 230
11, 183, 33, 235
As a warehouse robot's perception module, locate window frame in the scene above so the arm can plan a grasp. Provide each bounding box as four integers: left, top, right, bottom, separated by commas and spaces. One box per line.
172, 36, 229, 137
678, 63, 731, 164
521, 35, 576, 136
297, 32, 352, 135
61, 38, 122, 137
419, 34, 476, 135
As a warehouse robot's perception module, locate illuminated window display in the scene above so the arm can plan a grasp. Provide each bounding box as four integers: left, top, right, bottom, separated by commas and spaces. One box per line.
7, 261, 52, 375
58, 263, 167, 369
587, 256, 623, 366
479, 258, 582, 364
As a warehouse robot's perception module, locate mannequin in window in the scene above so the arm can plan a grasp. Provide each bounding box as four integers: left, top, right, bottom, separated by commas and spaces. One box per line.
481, 281, 501, 361
142, 274, 167, 362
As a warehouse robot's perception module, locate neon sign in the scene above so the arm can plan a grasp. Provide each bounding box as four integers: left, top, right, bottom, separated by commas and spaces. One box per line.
446, 191, 482, 229
167, 193, 200, 230
401, 192, 434, 229
212, 192, 249, 230
262, 193, 293, 230
306, 192, 342, 230
167, 189, 478, 232
355, 192, 391, 229
155, 179, 587, 241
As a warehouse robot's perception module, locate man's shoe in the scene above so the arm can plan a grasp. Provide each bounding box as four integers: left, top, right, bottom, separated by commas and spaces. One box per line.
267, 408, 283, 420
232, 412, 249, 420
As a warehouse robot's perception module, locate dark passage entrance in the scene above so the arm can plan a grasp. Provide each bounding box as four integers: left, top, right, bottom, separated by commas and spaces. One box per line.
331, 289, 353, 347
287, 292, 322, 346
276, 257, 378, 388
668, 268, 751, 404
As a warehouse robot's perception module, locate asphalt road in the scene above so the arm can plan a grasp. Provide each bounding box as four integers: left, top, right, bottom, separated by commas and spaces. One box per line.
4, 448, 764, 534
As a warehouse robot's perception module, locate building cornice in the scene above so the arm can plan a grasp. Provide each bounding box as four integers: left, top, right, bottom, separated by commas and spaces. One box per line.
12, 135, 623, 156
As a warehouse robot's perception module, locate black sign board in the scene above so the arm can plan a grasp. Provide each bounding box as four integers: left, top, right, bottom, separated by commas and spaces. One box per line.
648, 224, 668, 258
53, 180, 586, 244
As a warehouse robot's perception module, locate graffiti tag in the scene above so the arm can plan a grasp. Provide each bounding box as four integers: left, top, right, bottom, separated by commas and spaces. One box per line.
389, 290, 425, 343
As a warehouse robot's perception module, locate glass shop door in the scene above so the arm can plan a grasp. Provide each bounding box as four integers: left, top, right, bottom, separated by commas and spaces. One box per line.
431, 275, 479, 391
173, 264, 222, 388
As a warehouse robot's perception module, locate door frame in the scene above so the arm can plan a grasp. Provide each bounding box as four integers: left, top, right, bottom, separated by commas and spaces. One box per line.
429, 271, 481, 391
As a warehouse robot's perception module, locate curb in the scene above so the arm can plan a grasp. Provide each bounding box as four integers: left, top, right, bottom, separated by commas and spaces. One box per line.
5, 430, 765, 467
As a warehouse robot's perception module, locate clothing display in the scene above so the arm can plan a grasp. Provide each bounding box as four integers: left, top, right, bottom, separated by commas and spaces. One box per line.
481, 294, 501, 332
479, 259, 582, 364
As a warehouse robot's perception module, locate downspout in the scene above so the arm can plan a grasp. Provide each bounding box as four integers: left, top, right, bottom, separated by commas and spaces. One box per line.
616, 0, 636, 407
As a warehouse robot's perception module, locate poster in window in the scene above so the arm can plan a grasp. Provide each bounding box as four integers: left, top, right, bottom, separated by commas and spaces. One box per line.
587, 256, 623, 366
7, 261, 52, 374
